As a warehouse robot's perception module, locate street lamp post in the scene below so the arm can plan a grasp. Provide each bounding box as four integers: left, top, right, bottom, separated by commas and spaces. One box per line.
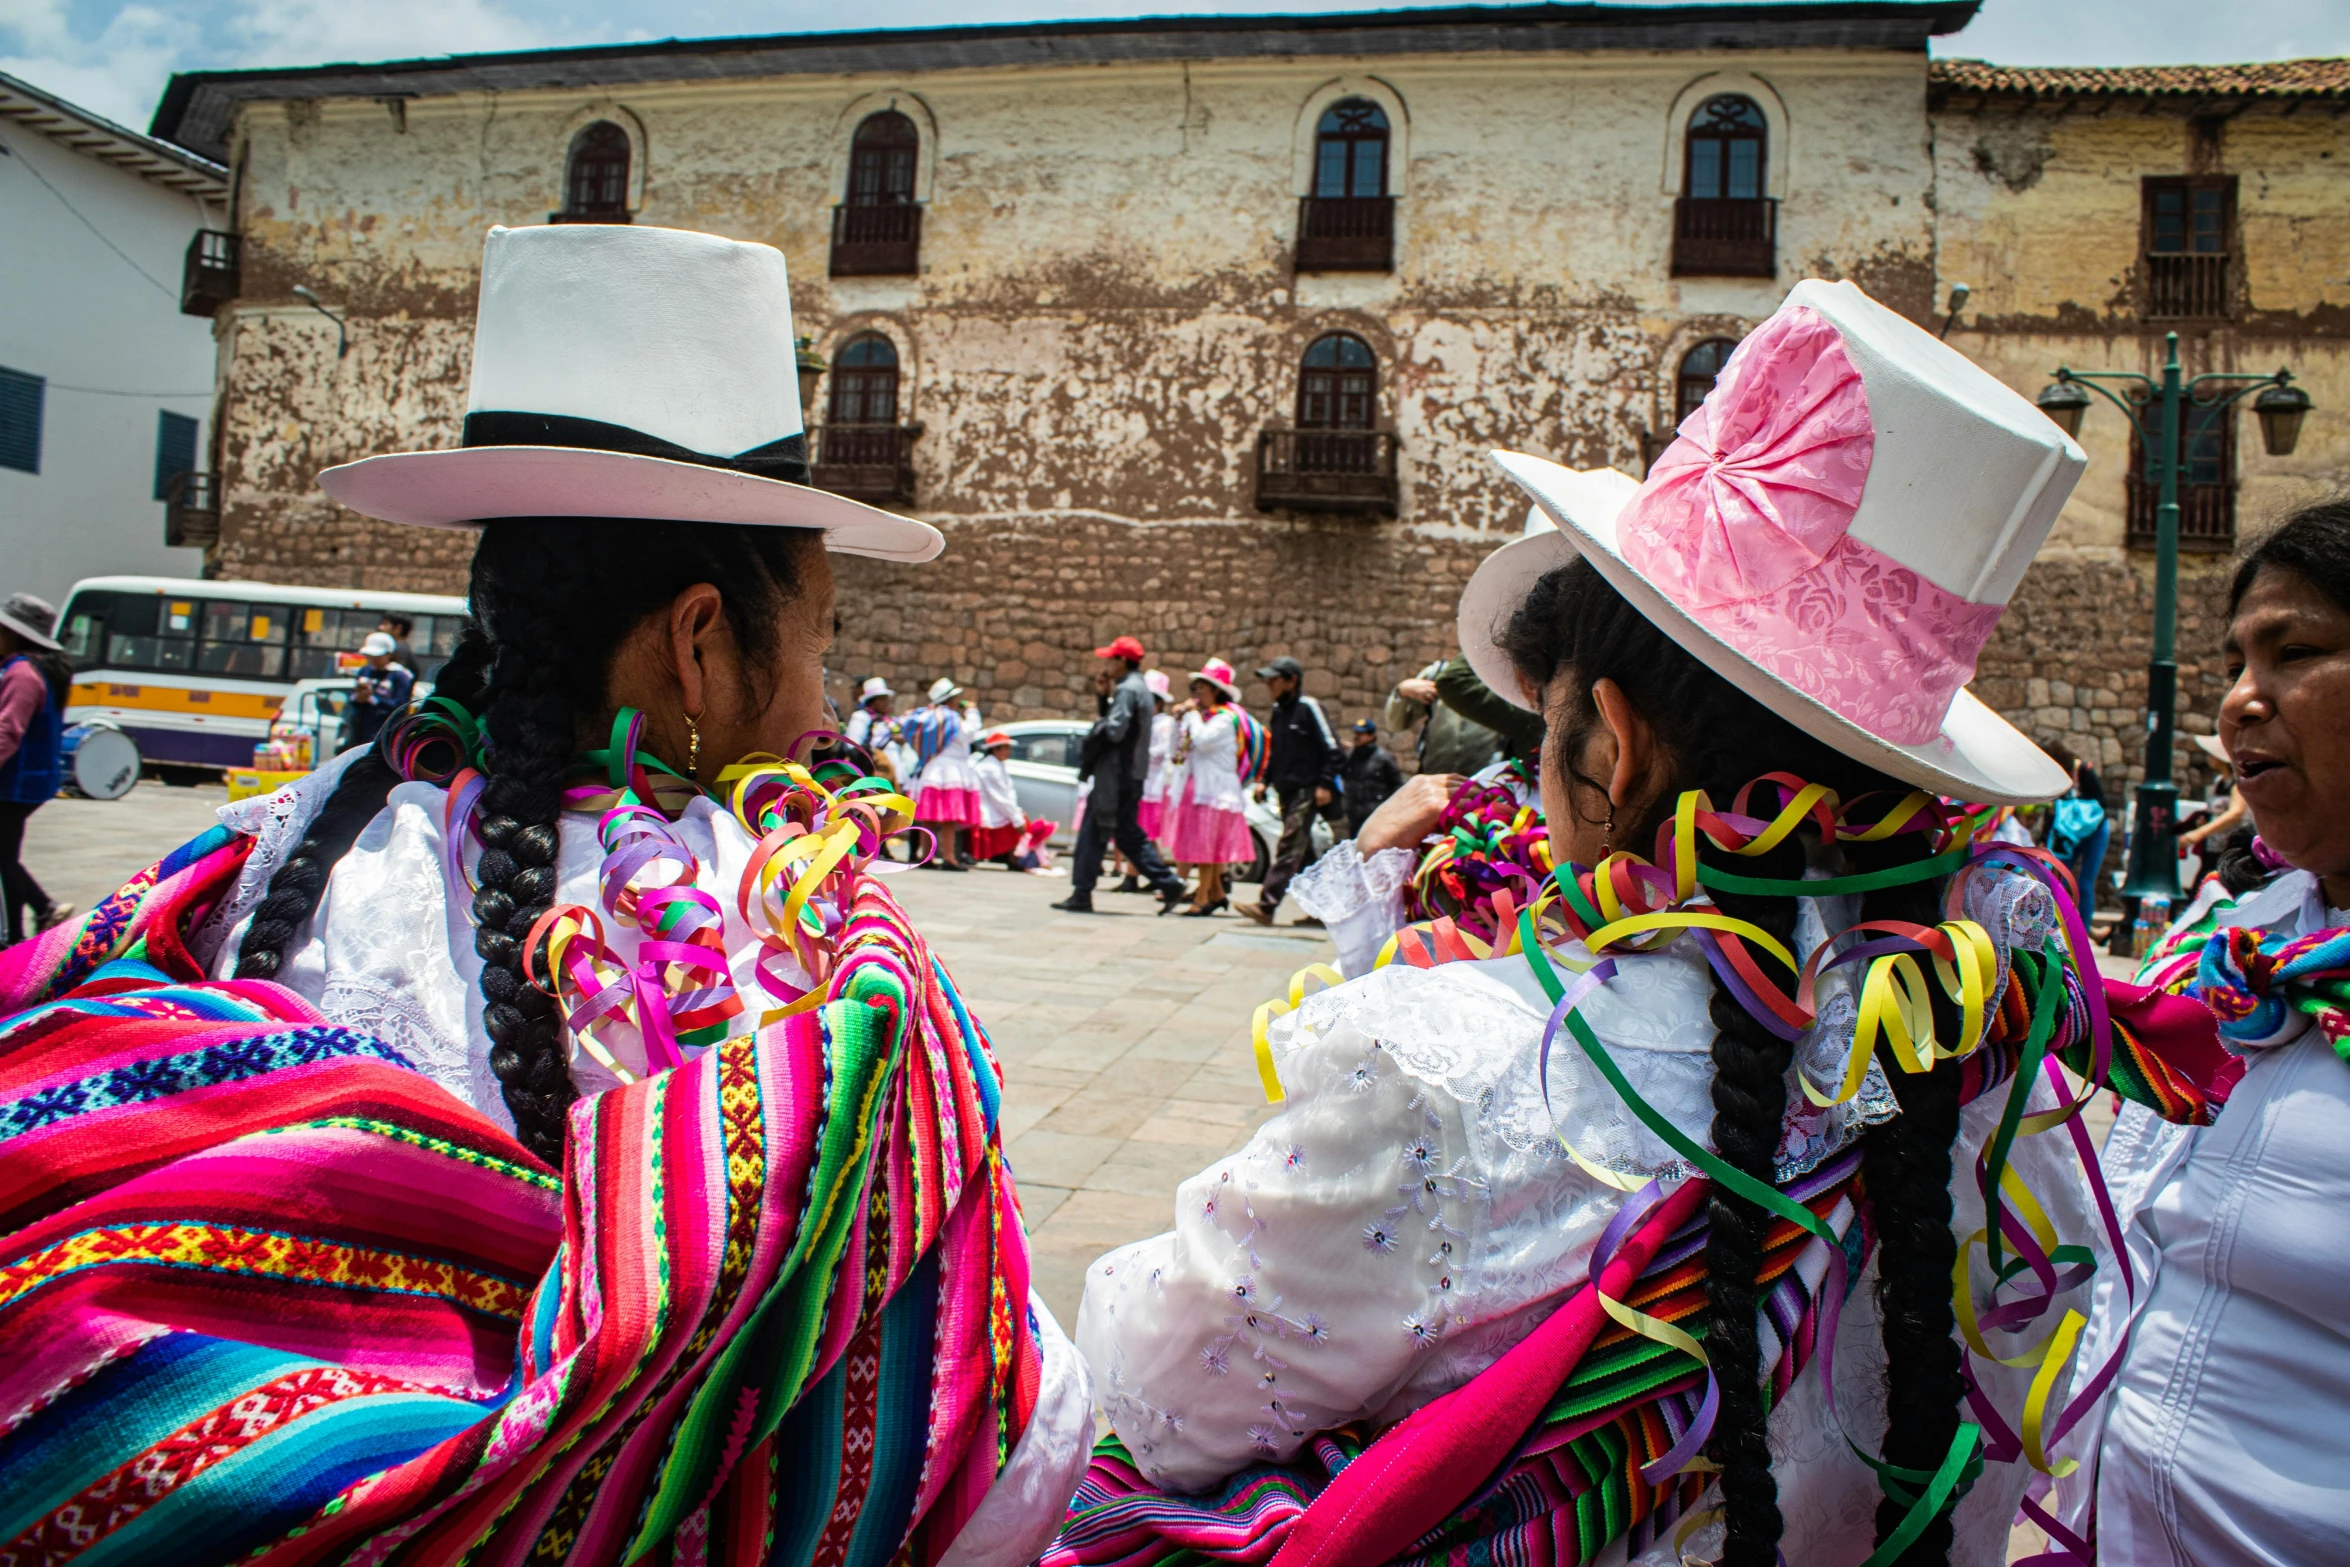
2036, 335, 2312, 940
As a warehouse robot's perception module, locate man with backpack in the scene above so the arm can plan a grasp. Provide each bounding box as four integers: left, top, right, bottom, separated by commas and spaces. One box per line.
2042, 740, 2109, 919
1236, 656, 1341, 927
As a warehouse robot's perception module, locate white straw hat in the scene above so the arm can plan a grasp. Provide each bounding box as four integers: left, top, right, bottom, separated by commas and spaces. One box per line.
1465, 279, 2083, 805
927, 676, 963, 704
318, 225, 940, 563
858, 676, 894, 703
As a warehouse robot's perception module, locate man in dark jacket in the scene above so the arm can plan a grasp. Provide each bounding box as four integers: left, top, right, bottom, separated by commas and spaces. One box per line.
1340, 719, 1405, 837
1236, 656, 1341, 926
1053, 635, 1187, 914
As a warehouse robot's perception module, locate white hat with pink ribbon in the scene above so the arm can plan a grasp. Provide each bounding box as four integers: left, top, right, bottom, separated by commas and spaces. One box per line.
1462, 278, 2083, 804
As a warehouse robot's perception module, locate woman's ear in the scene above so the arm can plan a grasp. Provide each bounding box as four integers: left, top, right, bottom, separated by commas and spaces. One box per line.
664, 583, 728, 720
1590, 677, 1660, 818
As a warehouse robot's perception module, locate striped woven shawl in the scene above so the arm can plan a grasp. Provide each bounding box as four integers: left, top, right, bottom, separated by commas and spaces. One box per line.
0, 825, 1038, 1566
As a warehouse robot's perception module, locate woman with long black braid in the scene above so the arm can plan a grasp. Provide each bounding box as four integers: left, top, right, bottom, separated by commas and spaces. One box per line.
1057, 283, 2225, 1567
0, 225, 1090, 1567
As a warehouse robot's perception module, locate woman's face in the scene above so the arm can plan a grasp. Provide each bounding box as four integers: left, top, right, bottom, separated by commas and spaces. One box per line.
739, 548, 838, 762
611, 543, 838, 775
1191, 679, 1217, 706
2220, 564, 2350, 884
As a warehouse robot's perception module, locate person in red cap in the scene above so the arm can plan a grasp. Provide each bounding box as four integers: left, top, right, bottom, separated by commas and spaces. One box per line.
1053, 635, 1187, 913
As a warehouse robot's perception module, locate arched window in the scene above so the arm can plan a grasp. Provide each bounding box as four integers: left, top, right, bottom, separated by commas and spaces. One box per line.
1674, 338, 1740, 425
847, 111, 919, 207
826, 334, 901, 426
1313, 99, 1389, 199
1298, 334, 1377, 430
560, 121, 631, 223
1684, 94, 1765, 202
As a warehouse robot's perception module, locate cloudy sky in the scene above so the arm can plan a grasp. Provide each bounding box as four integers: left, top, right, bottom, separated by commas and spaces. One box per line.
5, 0, 2345, 134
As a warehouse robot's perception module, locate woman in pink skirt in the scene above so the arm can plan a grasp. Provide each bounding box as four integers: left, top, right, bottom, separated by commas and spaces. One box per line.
1161, 658, 1253, 916
908, 675, 984, 869
1136, 669, 1177, 841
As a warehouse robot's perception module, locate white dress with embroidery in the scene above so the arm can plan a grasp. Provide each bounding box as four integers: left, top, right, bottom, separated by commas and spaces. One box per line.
1077, 839, 2099, 1567
188, 753, 1092, 1567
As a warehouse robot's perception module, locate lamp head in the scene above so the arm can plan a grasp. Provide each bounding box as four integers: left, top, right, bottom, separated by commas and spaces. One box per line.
2036, 378, 2091, 439
292, 285, 319, 304
1945, 282, 1971, 315
2253, 378, 2312, 457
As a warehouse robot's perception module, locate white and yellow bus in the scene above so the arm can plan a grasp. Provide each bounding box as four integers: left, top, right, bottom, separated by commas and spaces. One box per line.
56, 576, 468, 775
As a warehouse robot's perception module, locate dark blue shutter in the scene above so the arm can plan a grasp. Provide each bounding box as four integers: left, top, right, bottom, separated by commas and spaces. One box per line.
154, 410, 200, 500
0, 367, 43, 475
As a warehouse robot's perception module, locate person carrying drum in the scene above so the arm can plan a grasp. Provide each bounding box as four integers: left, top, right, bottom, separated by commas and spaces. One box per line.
0, 593, 75, 944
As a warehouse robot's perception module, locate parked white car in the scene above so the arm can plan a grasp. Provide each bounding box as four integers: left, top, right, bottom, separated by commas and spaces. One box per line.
992, 717, 1333, 883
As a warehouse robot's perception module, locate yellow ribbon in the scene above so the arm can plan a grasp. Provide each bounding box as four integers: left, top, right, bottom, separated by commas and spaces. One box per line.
1249, 964, 1345, 1103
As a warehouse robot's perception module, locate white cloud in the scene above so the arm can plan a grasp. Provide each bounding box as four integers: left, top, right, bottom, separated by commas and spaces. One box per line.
0, 2, 197, 127
223, 0, 549, 68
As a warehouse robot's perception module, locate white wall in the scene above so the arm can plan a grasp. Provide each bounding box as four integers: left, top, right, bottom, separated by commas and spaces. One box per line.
0, 118, 219, 609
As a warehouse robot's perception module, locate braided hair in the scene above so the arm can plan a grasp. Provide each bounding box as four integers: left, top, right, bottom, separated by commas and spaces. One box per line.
236, 516, 820, 1165
1498, 557, 1968, 1567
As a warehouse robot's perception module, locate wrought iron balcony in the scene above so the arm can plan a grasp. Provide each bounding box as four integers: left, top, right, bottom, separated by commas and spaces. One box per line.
1671, 197, 1776, 278
830, 202, 922, 277
181, 230, 240, 317
2144, 252, 2230, 320
810, 423, 921, 505
1295, 195, 1395, 273
1254, 429, 1399, 517
164, 471, 220, 547
2126, 474, 2236, 553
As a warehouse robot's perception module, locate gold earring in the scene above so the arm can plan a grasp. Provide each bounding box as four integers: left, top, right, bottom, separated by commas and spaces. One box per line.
684, 712, 701, 781
1602, 802, 1617, 857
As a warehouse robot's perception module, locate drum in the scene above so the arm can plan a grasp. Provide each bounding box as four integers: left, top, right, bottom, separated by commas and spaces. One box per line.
60, 722, 140, 801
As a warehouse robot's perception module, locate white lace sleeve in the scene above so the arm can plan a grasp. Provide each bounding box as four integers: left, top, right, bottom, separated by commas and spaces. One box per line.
1288, 841, 1414, 977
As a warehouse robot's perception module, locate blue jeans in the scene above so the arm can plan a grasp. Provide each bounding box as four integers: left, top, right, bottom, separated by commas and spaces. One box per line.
2065, 819, 2110, 919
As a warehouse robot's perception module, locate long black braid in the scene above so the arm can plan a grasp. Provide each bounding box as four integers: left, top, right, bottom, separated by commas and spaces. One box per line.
235, 516, 819, 1166
1499, 557, 1970, 1567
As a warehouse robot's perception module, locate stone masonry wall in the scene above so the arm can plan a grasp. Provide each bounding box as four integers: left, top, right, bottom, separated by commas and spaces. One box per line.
829, 513, 1486, 740
1977, 554, 2240, 805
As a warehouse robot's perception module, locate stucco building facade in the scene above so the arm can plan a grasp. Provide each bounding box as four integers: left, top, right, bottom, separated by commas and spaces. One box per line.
147, 4, 2347, 795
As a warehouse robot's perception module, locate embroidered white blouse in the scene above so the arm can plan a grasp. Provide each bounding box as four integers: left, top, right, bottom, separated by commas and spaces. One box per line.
189, 753, 1092, 1567
1174, 709, 1247, 814
2053, 868, 2350, 1565
1143, 712, 1177, 806
1078, 840, 2099, 1567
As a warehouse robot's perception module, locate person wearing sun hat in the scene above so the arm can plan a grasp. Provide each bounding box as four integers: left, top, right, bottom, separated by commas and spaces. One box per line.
1157, 657, 1255, 916
1060, 281, 2235, 1567
905, 674, 986, 869
0, 224, 1090, 1566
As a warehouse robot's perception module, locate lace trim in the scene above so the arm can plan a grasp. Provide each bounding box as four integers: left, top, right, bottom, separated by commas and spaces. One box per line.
190, 748, 370, 972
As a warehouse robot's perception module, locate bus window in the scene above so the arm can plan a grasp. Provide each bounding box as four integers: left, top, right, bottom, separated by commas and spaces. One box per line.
105, 595, 197, 672
290, 606, 379, 679
197, 600, 289, 678
411, 613, 463, 681
56, 590, 121, 670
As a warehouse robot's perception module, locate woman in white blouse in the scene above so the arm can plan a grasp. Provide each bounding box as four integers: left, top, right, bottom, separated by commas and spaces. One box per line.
2054, 500, 2350, 1564
1162, 660, 1253, 917
1074, 282, 2113, 1567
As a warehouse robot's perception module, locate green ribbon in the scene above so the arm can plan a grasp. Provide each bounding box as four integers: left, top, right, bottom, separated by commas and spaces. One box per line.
1695, 839, 1972, 900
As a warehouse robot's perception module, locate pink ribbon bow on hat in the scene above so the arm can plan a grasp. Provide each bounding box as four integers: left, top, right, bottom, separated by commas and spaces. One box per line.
1623, 306, 1873, 610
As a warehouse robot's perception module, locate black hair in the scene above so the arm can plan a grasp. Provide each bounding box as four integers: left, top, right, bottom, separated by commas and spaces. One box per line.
2213, 498, 2350, 897
235, 517, 820, 1165
1498, 558, 1966, 1567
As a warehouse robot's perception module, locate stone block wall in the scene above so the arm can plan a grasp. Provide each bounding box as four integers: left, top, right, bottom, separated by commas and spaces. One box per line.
829, 513, 1488, 741
1976, 553, 2239, 804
